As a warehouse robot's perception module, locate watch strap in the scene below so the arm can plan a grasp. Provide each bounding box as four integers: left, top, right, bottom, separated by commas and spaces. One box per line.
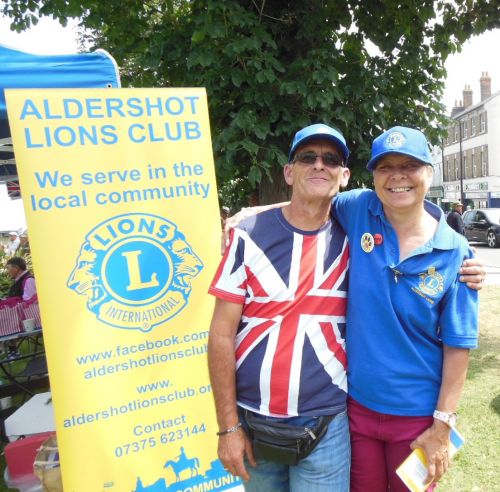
433, 410, 457, 426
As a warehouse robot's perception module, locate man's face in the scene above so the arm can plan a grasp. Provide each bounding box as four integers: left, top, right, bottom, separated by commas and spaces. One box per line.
455, 205, 463, 214
9, 234, 17, 242
284, 139, 350, 202
6, 264, 20, 280
373, 154, 433, 214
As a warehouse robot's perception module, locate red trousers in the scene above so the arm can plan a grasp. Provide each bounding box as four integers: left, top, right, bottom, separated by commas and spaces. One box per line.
348, 397, 437, 492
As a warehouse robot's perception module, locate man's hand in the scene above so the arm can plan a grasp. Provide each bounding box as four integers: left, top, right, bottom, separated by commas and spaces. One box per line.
459, 257, 486, 290
217, 428, 256, 481
410, 421, 451, 484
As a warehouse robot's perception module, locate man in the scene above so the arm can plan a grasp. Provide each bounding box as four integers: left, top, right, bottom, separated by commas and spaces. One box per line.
208, 124, 351, 491
446, 202, 465, 235
2, 256, 37, 306
17, 232, 33, 271
17, 232, 31, 256
4, 231, 20, 257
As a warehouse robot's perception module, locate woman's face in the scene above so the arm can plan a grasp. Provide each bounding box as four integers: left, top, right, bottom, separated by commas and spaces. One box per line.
373, 154, 433, 214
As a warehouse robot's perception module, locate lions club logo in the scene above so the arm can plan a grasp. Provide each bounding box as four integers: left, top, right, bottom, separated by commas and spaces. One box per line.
418, 268, 444, 297
67, 213, 203, 332
385, 131, 405, 148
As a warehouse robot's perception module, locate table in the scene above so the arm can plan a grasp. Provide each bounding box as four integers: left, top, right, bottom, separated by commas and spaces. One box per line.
0, 329, 47, 397
4, 391, 55, 441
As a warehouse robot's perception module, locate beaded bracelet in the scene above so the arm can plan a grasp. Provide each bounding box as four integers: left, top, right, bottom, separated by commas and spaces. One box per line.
216, 422, 242, 436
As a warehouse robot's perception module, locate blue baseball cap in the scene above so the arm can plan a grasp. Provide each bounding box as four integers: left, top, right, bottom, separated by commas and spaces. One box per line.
366, 126, 432, 171
288, 124, 349, 164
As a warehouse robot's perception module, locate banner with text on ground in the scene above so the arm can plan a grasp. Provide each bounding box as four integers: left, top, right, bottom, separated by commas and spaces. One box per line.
6, 88, 241, 492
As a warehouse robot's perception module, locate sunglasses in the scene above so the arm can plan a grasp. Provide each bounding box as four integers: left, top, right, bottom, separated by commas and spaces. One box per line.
293, 151, 344, 168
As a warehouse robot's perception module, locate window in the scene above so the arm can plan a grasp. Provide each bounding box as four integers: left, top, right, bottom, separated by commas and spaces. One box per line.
462, 120, 468, 139
454, 125, 459, 142
463, 211, 476, 225
481, 148, 487, 175
454, 157, 459, 180
476, 212, 486, 222
472, 152, 477, 178
463, 153, 467, 177
471, 116, 476, 135
479, 113, 486, 132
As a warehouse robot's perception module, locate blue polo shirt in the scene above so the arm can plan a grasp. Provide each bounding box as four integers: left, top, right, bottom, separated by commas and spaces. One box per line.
332, 189, 478, 416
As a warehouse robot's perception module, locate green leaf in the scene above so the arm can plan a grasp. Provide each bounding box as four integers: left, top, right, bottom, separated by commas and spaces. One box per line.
241, 140, 259, 154
191, 29, 206, 44
248, 166, 262, 187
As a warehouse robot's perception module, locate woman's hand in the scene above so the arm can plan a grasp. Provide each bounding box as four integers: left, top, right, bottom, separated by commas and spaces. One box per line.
410, 420, 451, 484
221, 203, 288, 254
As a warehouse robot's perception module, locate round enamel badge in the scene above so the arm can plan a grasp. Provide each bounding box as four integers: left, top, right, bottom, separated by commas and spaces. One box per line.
361, 233, 374, 253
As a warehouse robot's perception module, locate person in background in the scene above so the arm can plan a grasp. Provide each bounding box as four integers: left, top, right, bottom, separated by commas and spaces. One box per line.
1, 257, 38, 358
3, 232, 20, 257
1, 257, 37, 307
446, 201, 465, 235
16, 232, 33, 271
17, 232, 31, 257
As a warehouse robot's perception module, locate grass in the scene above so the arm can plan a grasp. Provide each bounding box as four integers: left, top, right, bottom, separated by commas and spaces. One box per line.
439, 285, 500, 492
0, 287, 497, 492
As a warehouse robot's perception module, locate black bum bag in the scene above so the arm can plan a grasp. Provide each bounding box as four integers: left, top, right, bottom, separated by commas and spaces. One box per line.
242, 410, 334, 466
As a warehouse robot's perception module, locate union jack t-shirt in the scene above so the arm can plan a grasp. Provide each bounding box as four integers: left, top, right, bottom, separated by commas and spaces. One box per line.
209, 209, 349, 417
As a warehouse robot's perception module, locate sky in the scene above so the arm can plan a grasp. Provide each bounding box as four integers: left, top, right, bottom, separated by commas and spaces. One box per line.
1, 14, 499, 114
443, 29, 500, 113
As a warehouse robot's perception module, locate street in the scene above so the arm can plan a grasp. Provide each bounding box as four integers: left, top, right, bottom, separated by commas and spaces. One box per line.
469, 242, 500, 286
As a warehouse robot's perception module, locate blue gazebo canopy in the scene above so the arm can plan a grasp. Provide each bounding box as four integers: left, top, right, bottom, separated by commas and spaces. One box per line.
0, 44, 120, 179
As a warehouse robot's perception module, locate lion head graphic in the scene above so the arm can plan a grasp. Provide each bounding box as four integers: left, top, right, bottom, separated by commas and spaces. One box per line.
67, 241, 108, 314
167, 234, 203, 297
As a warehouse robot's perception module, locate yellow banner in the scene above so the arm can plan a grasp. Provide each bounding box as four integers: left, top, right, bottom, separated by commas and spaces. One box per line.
6, 88, 239, 492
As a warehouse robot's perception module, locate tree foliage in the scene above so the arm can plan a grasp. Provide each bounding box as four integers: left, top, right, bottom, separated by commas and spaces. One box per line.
3, 0, 499, 207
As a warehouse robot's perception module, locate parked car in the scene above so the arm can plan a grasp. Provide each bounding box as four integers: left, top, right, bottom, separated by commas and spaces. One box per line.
463, 208, 500, 248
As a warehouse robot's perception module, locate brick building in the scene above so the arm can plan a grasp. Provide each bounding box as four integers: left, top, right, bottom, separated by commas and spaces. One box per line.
442, 72, 500, 208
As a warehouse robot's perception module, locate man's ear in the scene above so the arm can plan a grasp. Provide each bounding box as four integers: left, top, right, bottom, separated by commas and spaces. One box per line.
284, 163, 294, 186
340, 167, 350, 189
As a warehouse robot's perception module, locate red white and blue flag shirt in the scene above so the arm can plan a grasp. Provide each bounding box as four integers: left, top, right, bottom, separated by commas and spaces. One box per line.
209, 209, 349, 417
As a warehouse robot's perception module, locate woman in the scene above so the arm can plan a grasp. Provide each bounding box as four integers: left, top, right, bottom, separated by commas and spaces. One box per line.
332, 126, 478, 491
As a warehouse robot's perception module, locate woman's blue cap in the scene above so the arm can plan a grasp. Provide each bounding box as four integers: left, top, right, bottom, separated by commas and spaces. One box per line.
288, 124, 349, 164
366, 126, 432, 171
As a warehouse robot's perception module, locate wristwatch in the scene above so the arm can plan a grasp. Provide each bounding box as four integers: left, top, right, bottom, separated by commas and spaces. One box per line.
433, 410, 458, 428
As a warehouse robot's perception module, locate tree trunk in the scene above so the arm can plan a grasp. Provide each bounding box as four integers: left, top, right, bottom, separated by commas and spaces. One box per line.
259, 165, 291, 205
